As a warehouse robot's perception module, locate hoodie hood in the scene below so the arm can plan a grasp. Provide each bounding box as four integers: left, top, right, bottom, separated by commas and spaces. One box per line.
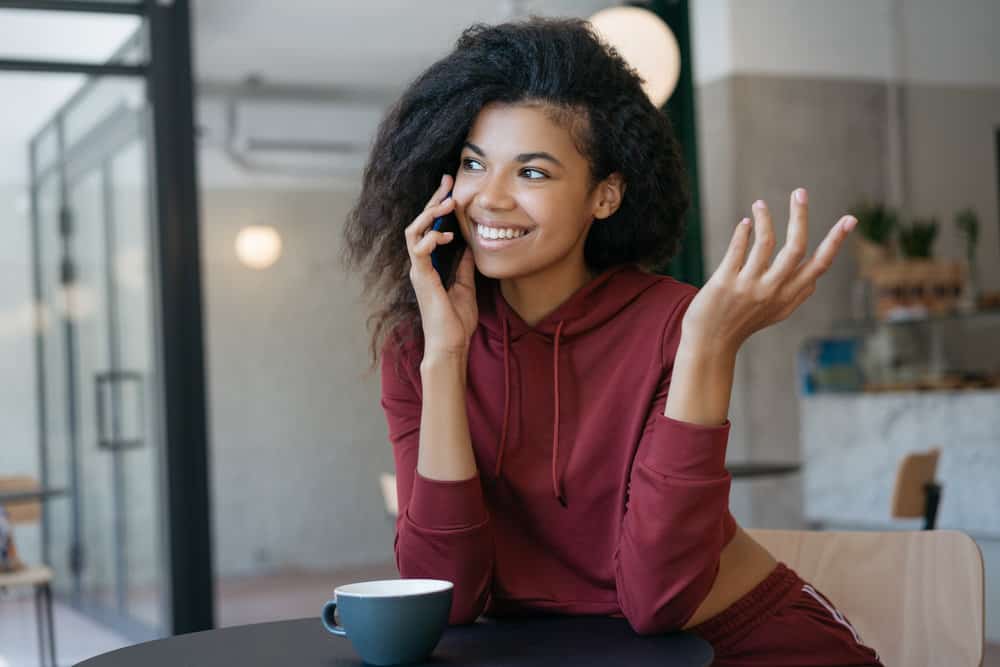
475, 263, 665, 507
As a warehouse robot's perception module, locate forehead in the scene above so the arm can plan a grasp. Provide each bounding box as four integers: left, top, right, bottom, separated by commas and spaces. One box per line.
464, 102, 585, 163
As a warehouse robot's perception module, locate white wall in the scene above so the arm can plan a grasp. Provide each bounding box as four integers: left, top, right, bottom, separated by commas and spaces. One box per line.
692, 0, 1000, 87
0, 187, 39, 479
200, 183, 397, 575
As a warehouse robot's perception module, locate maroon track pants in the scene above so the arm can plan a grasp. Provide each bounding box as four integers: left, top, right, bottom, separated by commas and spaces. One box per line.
687, 562, 883, 666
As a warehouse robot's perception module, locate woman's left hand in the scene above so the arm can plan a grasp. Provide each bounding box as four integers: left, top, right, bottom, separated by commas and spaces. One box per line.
680, 188, 857, 356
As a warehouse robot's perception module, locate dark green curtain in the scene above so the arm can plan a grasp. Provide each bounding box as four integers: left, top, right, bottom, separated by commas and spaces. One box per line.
649, 0, 706, 287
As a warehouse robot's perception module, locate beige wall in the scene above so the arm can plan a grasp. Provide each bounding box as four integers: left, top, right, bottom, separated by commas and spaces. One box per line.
905, 83, 1000, 292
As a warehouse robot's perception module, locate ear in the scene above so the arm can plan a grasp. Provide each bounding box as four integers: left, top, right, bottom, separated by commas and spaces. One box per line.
592, 172, 626, 221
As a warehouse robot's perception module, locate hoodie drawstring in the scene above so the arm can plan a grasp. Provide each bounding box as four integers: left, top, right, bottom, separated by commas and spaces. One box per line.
495, 316, 511, 478
493, 311, 569, 509
551, 320, 567, 507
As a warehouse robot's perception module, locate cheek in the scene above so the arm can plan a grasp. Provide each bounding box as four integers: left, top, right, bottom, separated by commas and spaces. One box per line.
450, 184, 475, 216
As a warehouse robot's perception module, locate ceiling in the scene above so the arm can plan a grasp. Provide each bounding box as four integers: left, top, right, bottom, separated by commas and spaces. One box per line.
191, 0, 615, 89
0, 0, 616, 187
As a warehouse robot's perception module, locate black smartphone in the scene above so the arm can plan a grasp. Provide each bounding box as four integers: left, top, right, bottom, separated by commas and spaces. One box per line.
429, 190, 467, 288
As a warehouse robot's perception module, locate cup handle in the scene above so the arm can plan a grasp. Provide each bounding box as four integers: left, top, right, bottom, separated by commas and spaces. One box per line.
321, 599, 347, 637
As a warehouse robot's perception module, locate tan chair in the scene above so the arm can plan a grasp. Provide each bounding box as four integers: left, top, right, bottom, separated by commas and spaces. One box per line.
751, 528, 984, 667
379, 473, 398, 517
891, 448, 942, 529
1, 476, 57, 667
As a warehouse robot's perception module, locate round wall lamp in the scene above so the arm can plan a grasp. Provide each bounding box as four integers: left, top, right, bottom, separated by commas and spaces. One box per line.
235, 225, 282, 269
588, 5, 681, 107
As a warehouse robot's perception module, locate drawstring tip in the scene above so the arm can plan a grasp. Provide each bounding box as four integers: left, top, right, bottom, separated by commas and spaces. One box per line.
557, 495, 567, 508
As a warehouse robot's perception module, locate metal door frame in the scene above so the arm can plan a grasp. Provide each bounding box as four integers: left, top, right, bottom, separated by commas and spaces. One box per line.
2, 0, 215, 635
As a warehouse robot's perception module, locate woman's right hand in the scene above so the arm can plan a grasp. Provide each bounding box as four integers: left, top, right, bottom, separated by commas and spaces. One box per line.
405, 173, 478, 358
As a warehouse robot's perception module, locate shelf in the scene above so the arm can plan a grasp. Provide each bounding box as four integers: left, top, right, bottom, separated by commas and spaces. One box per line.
832, 307, 1000, 331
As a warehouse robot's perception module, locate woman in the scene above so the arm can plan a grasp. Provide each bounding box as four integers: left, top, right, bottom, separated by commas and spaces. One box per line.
342, 16, 882, 666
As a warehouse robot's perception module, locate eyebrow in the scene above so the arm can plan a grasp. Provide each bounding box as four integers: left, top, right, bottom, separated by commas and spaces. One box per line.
463, 142, 565, 169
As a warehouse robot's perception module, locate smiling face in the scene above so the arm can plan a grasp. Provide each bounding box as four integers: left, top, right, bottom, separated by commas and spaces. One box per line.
451, 102, 624, 284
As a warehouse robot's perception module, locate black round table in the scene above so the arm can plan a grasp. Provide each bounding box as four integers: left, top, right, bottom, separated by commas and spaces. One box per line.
76, 615, 713, 666
728, 462, 801, 478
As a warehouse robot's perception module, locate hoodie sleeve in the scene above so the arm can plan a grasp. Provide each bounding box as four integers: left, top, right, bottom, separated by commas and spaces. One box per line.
613, 290, 737, 635
379, 334, 494, 625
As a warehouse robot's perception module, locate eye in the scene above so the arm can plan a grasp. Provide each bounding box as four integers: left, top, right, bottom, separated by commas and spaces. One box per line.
461, 158, 547, 180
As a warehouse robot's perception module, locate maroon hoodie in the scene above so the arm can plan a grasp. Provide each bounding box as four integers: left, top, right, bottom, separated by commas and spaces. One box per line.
380, 263, 736, 635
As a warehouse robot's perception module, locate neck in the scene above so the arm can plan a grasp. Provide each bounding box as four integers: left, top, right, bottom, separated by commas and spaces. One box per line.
500, 259, 595, 327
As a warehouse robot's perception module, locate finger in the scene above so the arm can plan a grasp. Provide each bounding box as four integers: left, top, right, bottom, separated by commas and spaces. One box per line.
767, 188, 809, 283
405, 196, 455, 249
424, 173, 452, 210
785, 215, 858, 293
717, 217, 753, 276
774, 282, 816, 323
740, 199, 776, 279
408, 175, 454, 247
413, 230, 453, 258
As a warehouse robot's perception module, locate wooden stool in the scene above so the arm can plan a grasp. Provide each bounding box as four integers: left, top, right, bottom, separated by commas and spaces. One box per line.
1, 476, 58, 667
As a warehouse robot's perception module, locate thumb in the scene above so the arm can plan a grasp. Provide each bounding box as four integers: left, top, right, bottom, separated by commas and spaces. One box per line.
451, 245, 475, 292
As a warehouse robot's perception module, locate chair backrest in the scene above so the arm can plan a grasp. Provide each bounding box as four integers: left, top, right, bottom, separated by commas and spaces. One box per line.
379, 473, 398, 517
892, 448, 941, 518
0, 476, 41, 524
749, 529, 984, 667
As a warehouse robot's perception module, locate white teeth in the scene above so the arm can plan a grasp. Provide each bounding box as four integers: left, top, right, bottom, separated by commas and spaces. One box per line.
477, 224, 526, 240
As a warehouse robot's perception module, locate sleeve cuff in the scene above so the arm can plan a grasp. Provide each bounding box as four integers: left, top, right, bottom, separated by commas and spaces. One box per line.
641, 413, 731, 479
407, 470, 489, 530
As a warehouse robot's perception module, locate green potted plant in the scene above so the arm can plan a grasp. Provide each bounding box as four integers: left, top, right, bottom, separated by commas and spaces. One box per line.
851, 200, 898, 276
897, 217, 938, 259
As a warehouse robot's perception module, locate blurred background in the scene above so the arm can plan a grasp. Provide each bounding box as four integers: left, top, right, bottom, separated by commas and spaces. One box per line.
1, 1, 998, 665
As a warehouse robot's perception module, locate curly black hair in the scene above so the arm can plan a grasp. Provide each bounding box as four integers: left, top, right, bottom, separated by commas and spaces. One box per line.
341, 15, 691, 370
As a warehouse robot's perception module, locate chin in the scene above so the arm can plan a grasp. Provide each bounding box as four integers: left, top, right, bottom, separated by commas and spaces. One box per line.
472, 255, 536, 281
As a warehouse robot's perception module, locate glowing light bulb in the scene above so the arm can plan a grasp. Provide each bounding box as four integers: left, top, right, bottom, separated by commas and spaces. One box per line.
589, 6, 681, 107
235, 226, 282, 269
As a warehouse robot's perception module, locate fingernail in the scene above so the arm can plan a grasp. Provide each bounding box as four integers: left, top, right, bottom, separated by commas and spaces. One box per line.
740, 217, 752, 225
843, 216, 857, 232
753, 200, 765, 210
795, 188, 808, 204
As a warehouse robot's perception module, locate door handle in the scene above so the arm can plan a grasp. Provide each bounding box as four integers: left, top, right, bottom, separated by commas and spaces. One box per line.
95, 370, 145, 451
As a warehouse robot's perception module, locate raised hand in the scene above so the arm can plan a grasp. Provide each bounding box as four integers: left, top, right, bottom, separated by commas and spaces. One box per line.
680, 188, 857, 355
405, 173, 478, 358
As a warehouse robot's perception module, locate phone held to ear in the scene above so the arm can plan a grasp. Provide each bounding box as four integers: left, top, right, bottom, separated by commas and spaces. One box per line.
429, 190, 467, 289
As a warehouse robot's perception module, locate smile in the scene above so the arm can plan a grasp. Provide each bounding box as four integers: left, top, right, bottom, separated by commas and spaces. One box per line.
476, 224, 529, 240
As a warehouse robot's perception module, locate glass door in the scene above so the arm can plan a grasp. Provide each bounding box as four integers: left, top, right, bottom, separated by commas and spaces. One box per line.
32, 64, 166, 639
10, 0, 214, 638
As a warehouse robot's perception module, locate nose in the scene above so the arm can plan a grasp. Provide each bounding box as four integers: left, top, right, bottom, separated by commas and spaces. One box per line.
474, 173, 516, 211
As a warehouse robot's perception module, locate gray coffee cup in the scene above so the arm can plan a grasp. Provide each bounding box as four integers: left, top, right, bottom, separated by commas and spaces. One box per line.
321, 578, 453, 665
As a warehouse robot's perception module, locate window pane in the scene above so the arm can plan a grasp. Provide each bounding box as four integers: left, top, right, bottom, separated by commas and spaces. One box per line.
0, 8, 143, 65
